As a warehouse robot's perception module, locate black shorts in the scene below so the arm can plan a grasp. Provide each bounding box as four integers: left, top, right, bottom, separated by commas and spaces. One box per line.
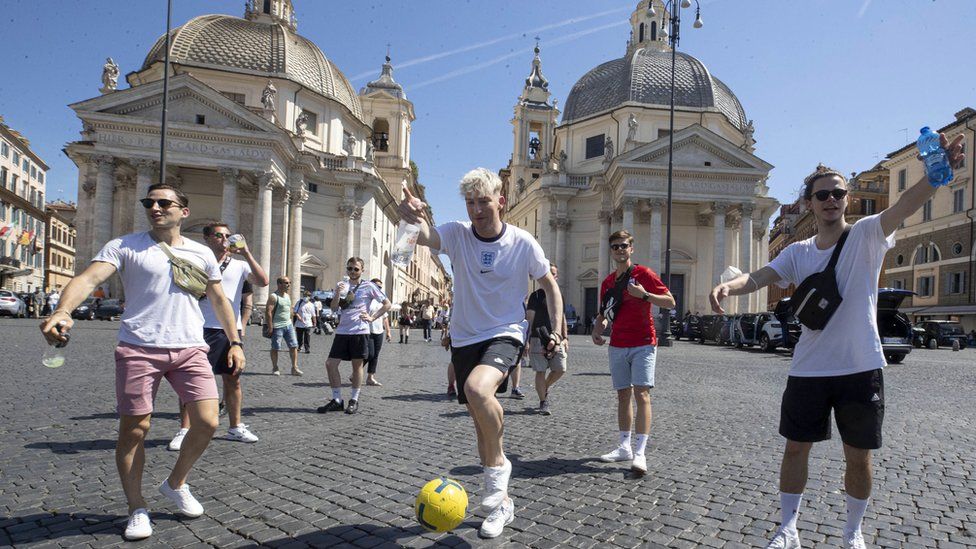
204, 328, 242, 376
779, 368, 885, 450
450, 337, 523, 405
328, 333, 370, 361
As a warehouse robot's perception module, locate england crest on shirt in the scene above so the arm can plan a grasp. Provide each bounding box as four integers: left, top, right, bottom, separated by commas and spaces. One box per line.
480, 251, 496, 269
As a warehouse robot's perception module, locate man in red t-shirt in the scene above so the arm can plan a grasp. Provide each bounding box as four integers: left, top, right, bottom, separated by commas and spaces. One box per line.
591, 229, 674, 476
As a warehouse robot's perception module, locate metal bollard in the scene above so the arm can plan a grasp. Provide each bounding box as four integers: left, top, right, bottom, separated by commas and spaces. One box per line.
952, 339, 960, 352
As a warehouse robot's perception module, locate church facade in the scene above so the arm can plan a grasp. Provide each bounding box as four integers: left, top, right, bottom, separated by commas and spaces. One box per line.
65, 0, 448, 307
503, 0, 778, 321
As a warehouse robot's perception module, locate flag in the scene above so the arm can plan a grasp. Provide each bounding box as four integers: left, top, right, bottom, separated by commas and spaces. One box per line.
0, 225, 9, 238
32, 232, 42, 251
18, 230, 30, 245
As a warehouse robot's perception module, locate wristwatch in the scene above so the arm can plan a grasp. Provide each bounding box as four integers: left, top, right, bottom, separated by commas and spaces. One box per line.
230, 341, 244, 349
642, 292, 651, 302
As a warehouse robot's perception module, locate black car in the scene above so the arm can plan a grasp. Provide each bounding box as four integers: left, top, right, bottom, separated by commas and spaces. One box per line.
877, 288, 914, 363
698, 314, 730, 345
94, 299, 125, 320
915, 320, 968, 349
72, 298, 98, 320
678, 314, 702, 341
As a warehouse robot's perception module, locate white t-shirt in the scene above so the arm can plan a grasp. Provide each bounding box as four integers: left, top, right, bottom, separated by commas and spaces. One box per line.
435, 221, 549, 347
294, 299, 317, 328
768, 214, 895, 377
368, 300, 387, 335
336, 281, 387, 335
93, 232, 221, 348
200, 256, 252, 330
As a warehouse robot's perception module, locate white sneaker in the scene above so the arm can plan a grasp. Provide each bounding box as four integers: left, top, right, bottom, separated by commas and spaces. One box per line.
600, 446, 633, 462
167, 428, 188, 451
844, 531, 866, 549
124, 508, 152, 540
226, 424, 259, 443
479, 498, 514, 539
482, 458, 512, 510
765, 528, 802, 549
158, 479, 204, 517
631, 453, 647, 475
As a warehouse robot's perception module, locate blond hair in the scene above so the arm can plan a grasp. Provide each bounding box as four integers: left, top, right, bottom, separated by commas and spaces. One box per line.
459, 167, 503, 197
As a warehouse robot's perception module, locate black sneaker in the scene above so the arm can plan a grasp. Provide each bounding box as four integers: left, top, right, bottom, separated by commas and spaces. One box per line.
218, 400, 227, 417
316, 399, 344, 413
511, 387, 525, 400
447, 385, 457, 397
345, 399, 359, 414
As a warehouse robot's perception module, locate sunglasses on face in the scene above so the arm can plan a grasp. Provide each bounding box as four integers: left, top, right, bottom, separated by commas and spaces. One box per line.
210, 232, 230, 239
346, 266, 361, 272
610, 243, 630, 251
140, 198, 184, 209
280, 281, 291, 285
812, 189, 848, 201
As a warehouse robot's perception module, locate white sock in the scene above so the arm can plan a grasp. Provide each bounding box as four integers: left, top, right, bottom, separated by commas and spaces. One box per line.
350, 388, 361, 401
618, 431, 632, 449
331, 388, 342, 401
634, 434, 649, 456
780, 492, 803, 533
845, 494, 869, 537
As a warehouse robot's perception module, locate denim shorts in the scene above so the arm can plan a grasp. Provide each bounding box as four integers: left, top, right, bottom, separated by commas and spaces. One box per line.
608, 345, 656, 390
271, 325, 298, 350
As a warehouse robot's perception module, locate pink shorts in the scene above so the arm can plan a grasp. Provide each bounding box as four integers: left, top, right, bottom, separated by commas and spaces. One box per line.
115, 342, 219, 416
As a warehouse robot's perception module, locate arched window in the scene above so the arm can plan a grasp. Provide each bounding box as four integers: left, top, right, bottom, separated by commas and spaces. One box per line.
372, 118, 390, 152
639, 23, 645, 43
913, 243, 942, 265
651, 21, 658, 41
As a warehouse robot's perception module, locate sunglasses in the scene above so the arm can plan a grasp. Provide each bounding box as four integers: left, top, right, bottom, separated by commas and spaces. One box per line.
812, 189, 848, 201
346, 266, 361, 272
211, 232, 230, 239
610, 243, 630, 251
280, 281, 291, 285
140, 198, 184, 209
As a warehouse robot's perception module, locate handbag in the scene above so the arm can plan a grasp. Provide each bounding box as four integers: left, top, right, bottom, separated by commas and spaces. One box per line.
158, 241, 209, 299
790, 227, 851, 331
600, 265, 634, 323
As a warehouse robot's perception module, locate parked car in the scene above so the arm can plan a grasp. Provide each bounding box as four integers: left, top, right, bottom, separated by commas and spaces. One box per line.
566, 314, 580, 334
0, 290, 27, 317
71, 298, 98, 320
698, 314, 731, 345
678, 314, 702, 341
915, 320, 968, 350
753, 299, 802, 352
94, 299, 125, 320
877, 288, 914, 363
732, 312, 777, 348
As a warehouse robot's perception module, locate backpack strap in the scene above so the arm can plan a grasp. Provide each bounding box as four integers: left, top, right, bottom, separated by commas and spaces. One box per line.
824, 227, 852, 273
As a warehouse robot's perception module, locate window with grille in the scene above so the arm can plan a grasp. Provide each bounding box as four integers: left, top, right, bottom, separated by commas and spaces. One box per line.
584, 134, 605, 160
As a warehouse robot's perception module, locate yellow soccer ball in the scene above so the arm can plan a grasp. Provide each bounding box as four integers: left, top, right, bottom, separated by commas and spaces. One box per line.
415, 477, 468, 532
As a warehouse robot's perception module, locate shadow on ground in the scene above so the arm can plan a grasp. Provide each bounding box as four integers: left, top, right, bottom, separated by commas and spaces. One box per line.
260, 522, 474, 548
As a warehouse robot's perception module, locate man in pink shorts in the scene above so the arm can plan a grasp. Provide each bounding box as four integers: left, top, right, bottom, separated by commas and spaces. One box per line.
41, 183, 244, 541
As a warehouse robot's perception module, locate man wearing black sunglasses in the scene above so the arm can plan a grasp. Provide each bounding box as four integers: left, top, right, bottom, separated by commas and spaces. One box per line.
709, 132, 965, 549
40, 183, 245, 541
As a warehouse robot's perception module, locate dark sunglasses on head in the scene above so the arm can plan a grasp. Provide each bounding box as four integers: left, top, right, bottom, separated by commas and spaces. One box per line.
346, 266, 361, 272
813, 188, 848, 201
610, 243, 630, 251
140, 198, 184, 209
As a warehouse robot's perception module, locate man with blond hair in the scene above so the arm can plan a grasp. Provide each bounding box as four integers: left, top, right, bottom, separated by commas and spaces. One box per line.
399, 168, 564, 539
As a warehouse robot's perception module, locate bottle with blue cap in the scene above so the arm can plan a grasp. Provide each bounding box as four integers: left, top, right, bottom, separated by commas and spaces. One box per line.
916, 126, 953, 187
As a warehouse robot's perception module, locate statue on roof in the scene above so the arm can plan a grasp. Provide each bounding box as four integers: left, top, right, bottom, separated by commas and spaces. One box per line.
261, 81, 277, 112
295, 110, 309, 137
100, 58, 119, 94
604, 137, 615, 163
627, 114, 639, 143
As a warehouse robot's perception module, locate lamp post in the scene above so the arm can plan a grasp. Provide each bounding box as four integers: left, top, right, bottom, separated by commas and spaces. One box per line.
159, 0, 173, 185
655, 0, 702, 347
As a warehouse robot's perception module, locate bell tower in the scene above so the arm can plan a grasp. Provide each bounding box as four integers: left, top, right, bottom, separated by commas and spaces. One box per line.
359, 52, 415, 178
627, 0, 669, 54
245, 0, 297, 31
509, 42, 559, 199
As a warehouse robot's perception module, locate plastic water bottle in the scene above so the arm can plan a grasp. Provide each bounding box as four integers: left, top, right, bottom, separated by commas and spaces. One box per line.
42, 321, 69, 368
228, 234, 246, 249
338, 275, 351, 299
720, 266, 743, 284
916, 126, 953, 187
391, 221, 421, 268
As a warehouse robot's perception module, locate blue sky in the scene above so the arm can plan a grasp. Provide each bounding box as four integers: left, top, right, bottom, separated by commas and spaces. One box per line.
2, 0, 975, 227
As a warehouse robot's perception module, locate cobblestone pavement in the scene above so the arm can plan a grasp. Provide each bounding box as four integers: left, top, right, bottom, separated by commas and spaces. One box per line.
0, 318, 974, 548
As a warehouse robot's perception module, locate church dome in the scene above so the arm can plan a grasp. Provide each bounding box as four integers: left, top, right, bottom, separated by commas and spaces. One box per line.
561, 49, 746, 130
141, 13, 364, 122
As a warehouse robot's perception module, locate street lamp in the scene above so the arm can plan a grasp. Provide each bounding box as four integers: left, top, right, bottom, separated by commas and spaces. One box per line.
657, 0, 703, 347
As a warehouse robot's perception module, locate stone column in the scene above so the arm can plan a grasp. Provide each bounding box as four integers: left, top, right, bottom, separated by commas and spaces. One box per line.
340, 203, 362, 261
271, 188, 289, 277
621, 197, 636, 232
133, 160, 155, 232
92, 155, 116, 253
712, 202, 727, 286
598, 209, 611, 283
73, 156, 94, 269
219, 167, 240, 231
555, 218, 570, 288
649, 199, 663, 273
739, 204, 754, 312
288, 176, 307, 301
252, 171, 275, 306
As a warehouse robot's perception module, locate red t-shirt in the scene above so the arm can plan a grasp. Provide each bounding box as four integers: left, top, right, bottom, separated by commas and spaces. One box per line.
599, 264, 669, 347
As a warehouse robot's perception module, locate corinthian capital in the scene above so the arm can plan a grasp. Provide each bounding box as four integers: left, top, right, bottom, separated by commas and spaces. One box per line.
218, 167, 239, 182
255, 170, 276, 189
291, 187, 309, 207
135, 159, 157, 178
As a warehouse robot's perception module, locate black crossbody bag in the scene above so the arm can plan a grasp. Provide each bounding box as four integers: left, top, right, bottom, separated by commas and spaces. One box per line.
600, 265, 634, 323
790, 227, 850, 331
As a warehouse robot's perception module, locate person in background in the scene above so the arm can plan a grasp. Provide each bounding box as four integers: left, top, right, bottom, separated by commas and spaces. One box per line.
365, 278, 393, 386
398, 301, 413, 344
293, 290, 317, 353
265, 277, 302, 376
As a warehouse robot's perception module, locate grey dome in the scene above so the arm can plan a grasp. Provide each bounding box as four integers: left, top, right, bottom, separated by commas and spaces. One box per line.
562, 49, 746, 130
142, 14, 363, 122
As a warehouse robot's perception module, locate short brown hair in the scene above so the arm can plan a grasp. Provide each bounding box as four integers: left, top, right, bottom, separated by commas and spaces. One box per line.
202, 222, 229, 237
802, 163, 847, 200
147, 183, 189, 208
609, 230, 633, 245
346, 257, 365, 268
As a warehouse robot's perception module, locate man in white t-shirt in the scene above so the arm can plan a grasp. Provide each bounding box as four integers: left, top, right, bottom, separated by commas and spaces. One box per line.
710, 136, 965, 549
168, 222, 269, 451
399, 168, 564, 539
316, 257, 392, 415
41, 184, 245, 541
293, 291, 317, 353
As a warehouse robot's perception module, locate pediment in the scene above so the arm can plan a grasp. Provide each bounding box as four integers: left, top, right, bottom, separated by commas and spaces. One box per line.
617, 124, 772, 172
577, 267, 599, 281
301, 253, 329, 269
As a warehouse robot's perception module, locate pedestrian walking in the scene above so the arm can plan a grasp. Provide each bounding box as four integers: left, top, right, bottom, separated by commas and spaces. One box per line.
398, 301, 412, 343
40, 183, 245, 541
365, 278, 392, 386
591, 230, 673, 477
294, 291, 317, 353
710, 143, 965, 549
526, 263, 569, 415
317, 257, 391, 415
398, 167, 564, 539
421, 300, 435, 342
265, 277, 302, 376
313, 297, 324, 334
168, 222, 269, 452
